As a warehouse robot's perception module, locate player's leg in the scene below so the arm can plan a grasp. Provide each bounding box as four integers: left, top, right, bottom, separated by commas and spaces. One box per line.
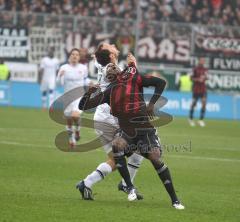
66, 117, 76, 147
189, 95, 198, 126
112, 136, 133, 188
112, 136, 139, 201
72, 111, 81, 141
76, 123, 117, 200
64, 102, 76, 147
40, 80, 48, 109
48, 80, 56, 108
41, 91, 48, 109
144, 131, 184, 209
48, 89, 55, 108
119, 153, 144, 190
71, 98, 82, 141
198, 95, 206, 127
83, 151, 115, 189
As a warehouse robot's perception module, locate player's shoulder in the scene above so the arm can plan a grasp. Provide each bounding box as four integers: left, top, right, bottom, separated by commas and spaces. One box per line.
59, 63, 69, 70
41, 56, 48, 62
53, 58, 59, 63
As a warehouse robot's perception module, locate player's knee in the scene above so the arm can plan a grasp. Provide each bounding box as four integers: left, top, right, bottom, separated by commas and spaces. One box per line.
106, 158, 116, 171
112, 137, 127, 151
49, 89, 54, 94
42, 91, 47, 96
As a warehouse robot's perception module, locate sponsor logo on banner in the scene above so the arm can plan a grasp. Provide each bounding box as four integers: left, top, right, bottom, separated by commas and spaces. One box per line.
211, 58, 240, 71
138, 37, 190, 63
65, 32, 191, 64
0, 27, 29, 61
6, 62, 38, 82
195, 35, 240, 55
207, 71, 240, 91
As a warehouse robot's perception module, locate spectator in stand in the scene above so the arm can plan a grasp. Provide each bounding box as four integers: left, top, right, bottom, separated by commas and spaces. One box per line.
0, 0, 239, 26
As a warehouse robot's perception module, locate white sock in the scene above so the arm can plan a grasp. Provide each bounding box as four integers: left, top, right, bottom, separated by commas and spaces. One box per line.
122, 153, 144, 186
84, 162, 112, 188
74, 125, 81, 132
66, 125, 73, 137
42, 96, 47, 109
49, 92, 55, 108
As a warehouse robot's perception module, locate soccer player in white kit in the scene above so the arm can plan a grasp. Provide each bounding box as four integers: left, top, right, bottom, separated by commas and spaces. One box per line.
39, 47, 59, 109
57, 48, 91, 147
76, 43, 144, 200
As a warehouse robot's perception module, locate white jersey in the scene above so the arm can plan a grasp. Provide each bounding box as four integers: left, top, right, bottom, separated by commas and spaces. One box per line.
57, 63, 90, 93
40, 57, 59, 82
57, 63, 90, 117
93, 61, 119, 127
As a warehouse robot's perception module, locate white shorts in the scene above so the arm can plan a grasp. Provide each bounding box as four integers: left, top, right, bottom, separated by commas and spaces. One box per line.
64, 98, 83, 117
40, 79, 56, 92
94, 104, 119, 154
94, 121, 118, 154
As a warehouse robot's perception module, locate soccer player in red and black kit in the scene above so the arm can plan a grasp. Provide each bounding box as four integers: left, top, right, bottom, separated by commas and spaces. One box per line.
79, 56, 185, 209
189, 57, 208, 127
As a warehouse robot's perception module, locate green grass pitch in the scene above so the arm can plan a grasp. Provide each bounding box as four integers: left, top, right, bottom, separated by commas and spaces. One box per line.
0, 107, 239, 222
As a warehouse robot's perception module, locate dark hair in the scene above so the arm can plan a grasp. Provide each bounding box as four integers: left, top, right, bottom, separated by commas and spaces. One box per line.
69, 48, 80, 57
95, 44, 111, 66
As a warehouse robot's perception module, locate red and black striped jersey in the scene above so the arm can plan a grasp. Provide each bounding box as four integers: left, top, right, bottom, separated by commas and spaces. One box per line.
191, 65, 208, 94
79, 64, 166, 135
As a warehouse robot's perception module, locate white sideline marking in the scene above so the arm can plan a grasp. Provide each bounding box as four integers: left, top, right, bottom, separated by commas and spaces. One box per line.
0, 141, 53, 148
167, 154, 240, 163
0, 140, 239, 163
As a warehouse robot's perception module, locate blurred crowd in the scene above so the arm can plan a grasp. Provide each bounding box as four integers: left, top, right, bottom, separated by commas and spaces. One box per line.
0, 0, 240, 26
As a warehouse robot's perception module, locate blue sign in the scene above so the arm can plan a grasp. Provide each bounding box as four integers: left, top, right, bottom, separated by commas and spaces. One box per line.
0, 82, 239, 120
0, 81, 11, 105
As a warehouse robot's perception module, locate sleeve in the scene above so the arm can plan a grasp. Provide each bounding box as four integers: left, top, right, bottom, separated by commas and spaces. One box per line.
78, 87, 111, 110
141, 75, 166, 104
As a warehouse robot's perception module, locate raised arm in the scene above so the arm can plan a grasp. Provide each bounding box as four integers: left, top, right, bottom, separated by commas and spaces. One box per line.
141, 75, 166, 104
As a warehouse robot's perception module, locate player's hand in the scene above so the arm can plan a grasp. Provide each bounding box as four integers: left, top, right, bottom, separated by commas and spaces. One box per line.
87, 84, 100, 94
146, 102, 155, 120
127, 53, 137, 66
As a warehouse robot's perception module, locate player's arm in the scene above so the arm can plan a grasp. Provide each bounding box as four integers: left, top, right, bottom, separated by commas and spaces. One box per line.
142, 75, 166, 104
78, 85, 110, 110
141, 75, 166, 119
56, 66, 65, 85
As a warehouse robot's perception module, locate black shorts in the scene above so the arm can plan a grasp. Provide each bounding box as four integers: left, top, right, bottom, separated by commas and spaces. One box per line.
193, 92, 207, 100
116, 128, 161, 157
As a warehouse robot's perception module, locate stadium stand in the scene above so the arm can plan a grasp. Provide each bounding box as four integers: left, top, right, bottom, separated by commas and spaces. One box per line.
0, 0, 239, 25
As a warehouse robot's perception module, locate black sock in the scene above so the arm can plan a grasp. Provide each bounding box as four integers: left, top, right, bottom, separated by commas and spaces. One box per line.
189, 107, 194, 119
200, 107, 205, 120
156, 163, 178, 203
114, 154, 133, 188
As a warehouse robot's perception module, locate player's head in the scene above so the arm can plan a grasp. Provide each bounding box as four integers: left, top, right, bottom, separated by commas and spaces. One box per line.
48, 46, 55, 58
95, 43, 119, 66
79, 48, 87, 59
68, 48, 80, 65
198, 57, 205, 66
105, 63, 121, 82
